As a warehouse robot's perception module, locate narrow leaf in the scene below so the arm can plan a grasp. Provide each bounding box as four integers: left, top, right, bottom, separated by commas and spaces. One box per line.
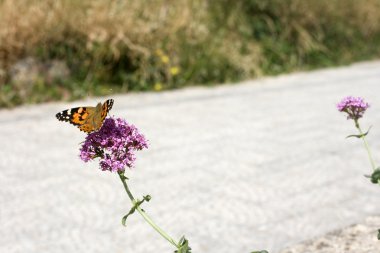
121, 195, 151, 226
121, 208, 136, 226
346, 126, 371, 139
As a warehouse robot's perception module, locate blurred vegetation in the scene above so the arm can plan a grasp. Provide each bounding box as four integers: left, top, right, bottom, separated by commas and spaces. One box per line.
1, 0, 380, 107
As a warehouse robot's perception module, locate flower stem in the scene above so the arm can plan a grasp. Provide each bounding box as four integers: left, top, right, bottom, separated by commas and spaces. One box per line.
118, 172, 179, 248
355, 119, 377, 171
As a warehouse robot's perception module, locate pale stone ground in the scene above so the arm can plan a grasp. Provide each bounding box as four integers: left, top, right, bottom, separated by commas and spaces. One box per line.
280, 216, 380, 253
1, 61, 380, 253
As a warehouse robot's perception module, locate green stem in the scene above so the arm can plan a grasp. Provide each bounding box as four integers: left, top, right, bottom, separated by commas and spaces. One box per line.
118, 172, 179, 248
355, 120, 377, 171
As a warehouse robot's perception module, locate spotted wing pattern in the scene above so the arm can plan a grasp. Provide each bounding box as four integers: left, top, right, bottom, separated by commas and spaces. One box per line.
56, 99, 114, 133
101, 99, 114, 123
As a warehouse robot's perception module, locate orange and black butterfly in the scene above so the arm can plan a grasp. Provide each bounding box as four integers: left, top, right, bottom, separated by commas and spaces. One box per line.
56, 99, 114, 133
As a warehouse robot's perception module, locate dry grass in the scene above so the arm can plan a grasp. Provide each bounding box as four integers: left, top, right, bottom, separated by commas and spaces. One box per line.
1, 0, 380, 106
0, 0, 260, 82
0, 1, 200, 66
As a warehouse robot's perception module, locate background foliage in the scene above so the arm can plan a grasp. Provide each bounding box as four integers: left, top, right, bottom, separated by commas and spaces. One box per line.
1, 0, 380, 107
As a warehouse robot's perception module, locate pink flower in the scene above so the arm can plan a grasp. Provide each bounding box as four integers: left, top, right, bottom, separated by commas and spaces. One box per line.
80, 117, 148, 172
337, 96, 369, 120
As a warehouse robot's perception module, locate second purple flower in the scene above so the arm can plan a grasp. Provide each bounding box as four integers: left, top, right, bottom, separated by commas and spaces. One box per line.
337, 96, 370, 120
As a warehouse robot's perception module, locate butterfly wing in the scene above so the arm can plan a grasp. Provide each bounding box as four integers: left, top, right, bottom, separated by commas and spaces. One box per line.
78, 120, 96, 133
101, 99, 114, 122
56, 99, 114, 133
87, 99, 113, 132
56, 106, 96, 132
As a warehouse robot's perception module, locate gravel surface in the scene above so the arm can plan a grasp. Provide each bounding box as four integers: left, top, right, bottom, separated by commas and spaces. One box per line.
280, 216, 380, 253
1, 61, 380, 253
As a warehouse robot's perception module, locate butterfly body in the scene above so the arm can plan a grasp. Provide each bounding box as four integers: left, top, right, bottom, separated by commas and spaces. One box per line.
56, 99, 114, 133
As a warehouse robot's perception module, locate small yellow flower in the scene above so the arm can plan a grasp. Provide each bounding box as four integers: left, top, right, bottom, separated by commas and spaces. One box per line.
160, 55, 169, 64
169, 66, 180, 76
154, 82, 163, 91
155, 49, 163, 56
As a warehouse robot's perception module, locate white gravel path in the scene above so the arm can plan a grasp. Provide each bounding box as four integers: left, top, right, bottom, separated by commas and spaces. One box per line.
1, 61, 380, 253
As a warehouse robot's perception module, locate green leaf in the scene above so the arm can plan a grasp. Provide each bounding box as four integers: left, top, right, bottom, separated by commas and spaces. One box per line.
367, 168, 380, 184
377, 229, 380, 240
121, 195, 151, 226
174, 236, 192, 253
346, 126, 371, 139
117, 171, 129, 180
121, 208, 136, 226
143, 195, 152, 201
251, 251, 269, 253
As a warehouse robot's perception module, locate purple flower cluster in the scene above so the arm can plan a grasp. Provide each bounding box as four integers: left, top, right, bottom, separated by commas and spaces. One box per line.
337, 96, 370, 120
80, 117, 148, 172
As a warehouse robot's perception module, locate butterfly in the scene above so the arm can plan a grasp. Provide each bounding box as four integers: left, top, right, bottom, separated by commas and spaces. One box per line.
56, 99, 114, 133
